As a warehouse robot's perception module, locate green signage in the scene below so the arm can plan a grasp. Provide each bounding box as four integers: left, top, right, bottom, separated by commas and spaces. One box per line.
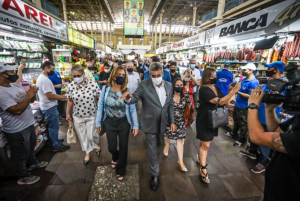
67, 27, 94, 49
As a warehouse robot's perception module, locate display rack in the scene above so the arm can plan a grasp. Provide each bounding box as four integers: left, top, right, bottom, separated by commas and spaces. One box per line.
52, 49, 72, 77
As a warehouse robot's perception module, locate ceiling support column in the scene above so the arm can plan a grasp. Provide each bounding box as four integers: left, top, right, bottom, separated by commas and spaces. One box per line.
106, 22, 109, 44
100, 10, 104, 43
110, 23, 112, 46
62, 0, 68, 24
169, 24, 171, 42
154, 21, 158, 50
159, 12, 163, 48
216, 0, 225, 25
192, 6, 197, 35
151, 26, 154, 50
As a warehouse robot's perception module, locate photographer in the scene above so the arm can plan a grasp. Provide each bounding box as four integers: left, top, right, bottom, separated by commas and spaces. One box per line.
247, 87, 300, 200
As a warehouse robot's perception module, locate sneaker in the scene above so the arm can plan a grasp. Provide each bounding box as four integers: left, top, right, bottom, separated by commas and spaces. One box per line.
28, 161, 49, 171
17, 175, 40, 185
233, 141, 244, 147
251, 163, 266, 173
224, 132, 237, 139
59, 121, 62, 125
51, 144, 70, 153
239, 150, 257, 160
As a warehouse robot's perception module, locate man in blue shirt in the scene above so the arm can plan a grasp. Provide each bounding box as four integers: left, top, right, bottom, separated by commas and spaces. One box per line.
215, 62, 233, 96
144, 56, 172, 83
49, 71, 65, 119
238, 61, 285, 173
228, 63, 259, 147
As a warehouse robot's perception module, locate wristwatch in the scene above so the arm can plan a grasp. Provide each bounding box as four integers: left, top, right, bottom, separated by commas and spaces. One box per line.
247, 103, 259, 109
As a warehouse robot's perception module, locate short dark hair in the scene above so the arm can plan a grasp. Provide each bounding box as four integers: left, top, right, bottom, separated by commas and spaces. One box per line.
104, 62, 110, 67
170, 62, 177, 67
41, 61, 55, 70
150, 62, 163, 72
151, 56, 160, 62
122, 61, 127, 64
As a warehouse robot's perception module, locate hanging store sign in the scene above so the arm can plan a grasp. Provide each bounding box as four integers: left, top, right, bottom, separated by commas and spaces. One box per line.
96, 42, 106, 51
171, 40, 186, 51
205, 28, 215, 45
186, 32, 205, 48
211, 0, 300, 44
123, 0, 144, 37
164, 45, 171, 52
106, 46, 111, 53
68, 27, 94, 49
0, 0, 67, 41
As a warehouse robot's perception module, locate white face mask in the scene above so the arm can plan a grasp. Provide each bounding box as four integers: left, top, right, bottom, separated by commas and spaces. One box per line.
74, 76, 83, 83
104, 69, 110, 73
152, 76, 162, 86
184, 77, 191, 82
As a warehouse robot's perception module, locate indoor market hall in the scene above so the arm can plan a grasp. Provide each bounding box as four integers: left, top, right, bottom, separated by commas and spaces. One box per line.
0, 0, 299, 201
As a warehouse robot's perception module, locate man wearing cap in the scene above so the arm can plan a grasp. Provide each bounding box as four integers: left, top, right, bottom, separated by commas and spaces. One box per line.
238, 61, 286, 173
0, 62, 48, 185
215, 62, 234, 96
229, 63, 259, 147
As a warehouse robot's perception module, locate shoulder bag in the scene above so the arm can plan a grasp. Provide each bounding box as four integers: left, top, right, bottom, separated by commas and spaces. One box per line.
207, 98, 229, 129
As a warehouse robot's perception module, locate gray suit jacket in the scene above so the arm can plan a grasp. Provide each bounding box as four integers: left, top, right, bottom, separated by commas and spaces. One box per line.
127, 79, 174, 134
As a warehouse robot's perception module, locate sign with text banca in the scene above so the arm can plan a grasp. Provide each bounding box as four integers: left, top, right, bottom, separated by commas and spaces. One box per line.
123, 0, 144, 37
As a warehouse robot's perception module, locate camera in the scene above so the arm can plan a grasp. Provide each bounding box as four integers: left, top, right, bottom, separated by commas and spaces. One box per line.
262, 63, 300, 114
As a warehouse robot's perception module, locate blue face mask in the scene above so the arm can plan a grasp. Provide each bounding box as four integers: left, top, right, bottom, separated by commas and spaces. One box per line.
190, 64, 196, 69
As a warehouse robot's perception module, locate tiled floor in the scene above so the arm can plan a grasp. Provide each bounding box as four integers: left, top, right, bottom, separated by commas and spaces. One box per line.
0, 121, 264, 201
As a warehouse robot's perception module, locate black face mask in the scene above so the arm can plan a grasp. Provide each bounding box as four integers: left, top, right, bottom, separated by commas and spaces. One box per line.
266, 70, 276, 78
242, 71, 249, 77
146, 64, 149, 67
115, 76, 126, 85
48, 70, 55, 76
170, 69, 176, 73
127, 68, 133, 73
163, 62, 166, 65
210, 77, 217, 84
174, 87, 183, 93
4, 73, 19, 82
195, 66, 199, 69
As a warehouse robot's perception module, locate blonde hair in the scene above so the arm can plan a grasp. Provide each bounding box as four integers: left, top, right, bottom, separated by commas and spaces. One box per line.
108, 66, 128, 94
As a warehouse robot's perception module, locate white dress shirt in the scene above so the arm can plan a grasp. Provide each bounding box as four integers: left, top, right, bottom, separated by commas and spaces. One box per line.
127, 72, 140, 93
153, 82, 166, 107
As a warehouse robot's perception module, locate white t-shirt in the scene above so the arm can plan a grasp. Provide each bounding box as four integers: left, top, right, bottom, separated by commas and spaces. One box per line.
36, 74, 58, 110
184, 69, 201, 92
127, 72, 140, 93
84, 69, 95, 81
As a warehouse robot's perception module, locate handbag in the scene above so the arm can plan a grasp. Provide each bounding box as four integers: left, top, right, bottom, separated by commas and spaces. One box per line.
207, 98, 229, 129
184, 102, 192, 120
67, 123, 77, 144
99, 86, 108, 136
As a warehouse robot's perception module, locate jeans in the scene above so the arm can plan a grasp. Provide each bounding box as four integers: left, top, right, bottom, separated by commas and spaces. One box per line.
104, 116, 131, 176
4, 125, 38, 178
42, 106, 61, 148
57, 100, 66, 118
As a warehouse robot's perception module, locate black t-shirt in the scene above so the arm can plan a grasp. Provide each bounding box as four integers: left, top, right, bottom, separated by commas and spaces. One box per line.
170, 72, 181, 83
139, 68, 144, 80
99, 72, 111, 86
264, 115, 300, 201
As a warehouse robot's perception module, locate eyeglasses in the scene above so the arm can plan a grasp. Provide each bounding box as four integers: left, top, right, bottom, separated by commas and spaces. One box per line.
72, 75, 82, 78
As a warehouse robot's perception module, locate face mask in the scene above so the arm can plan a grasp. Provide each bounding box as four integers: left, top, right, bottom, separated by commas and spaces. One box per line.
152, 77, 162, 86
266, 70, 276, 77
4, 73, 19, 82
174, 87, 183, 93
190, 64, 196, 69
170, 69, 176, 73
48, 70, 55, 76
127, 68, 133, 73
146, 64, 149, 67
163, 62, 166, 65
242, 71, 249, 77
210, 77, 217, 84
104, 69, 110, 73
184, 77, 191, 82
195, 66, 199, 69
74, 76, 84, 83
115, 76, 126, 85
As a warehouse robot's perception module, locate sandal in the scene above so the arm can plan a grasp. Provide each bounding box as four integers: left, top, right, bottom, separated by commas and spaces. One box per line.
95, 148, 101, 156
200, 164, 210, 184
111, 161, 117, 169
117, 175, 124, 181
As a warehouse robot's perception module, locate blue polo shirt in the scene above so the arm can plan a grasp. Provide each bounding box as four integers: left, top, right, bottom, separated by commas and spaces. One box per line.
235, 76, 259, 109
215, 69, 233, 96
258, 84, 284, 125
48, 71, 62, 95
144, 69, 172, 83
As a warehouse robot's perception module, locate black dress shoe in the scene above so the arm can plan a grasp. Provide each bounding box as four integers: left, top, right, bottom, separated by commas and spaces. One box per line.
150, 176, 158, 191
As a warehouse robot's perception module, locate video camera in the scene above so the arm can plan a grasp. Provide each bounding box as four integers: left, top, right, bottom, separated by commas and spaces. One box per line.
262, 63, 300, 114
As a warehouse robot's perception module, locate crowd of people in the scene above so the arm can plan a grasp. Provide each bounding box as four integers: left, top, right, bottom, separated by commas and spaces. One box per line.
0, 56, 299, 200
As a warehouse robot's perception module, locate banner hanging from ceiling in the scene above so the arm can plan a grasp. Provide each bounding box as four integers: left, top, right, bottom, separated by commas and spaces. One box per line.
123, 0, 144, 37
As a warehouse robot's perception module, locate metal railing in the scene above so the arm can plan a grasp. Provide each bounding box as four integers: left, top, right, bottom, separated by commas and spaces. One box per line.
41, 0, 59, 17
202, 8, 217, 23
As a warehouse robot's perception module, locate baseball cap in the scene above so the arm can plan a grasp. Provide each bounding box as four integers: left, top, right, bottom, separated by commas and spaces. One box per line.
224, 62, 231, 67
241, 63, 256, 70
264, 61, 285, 72
0, 62, 18, 73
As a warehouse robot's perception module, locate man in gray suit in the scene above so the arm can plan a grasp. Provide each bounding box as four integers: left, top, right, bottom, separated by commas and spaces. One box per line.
122, 62, 175, 191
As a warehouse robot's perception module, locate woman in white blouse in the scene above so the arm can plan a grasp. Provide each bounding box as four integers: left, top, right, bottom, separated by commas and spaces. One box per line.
66, 65, 101, 165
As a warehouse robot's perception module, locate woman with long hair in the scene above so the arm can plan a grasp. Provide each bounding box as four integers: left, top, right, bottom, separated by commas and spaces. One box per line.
66, 65, 101, 165
96, 66, 139, 181
196, 68, 240, 183
163, 77, 193, 172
